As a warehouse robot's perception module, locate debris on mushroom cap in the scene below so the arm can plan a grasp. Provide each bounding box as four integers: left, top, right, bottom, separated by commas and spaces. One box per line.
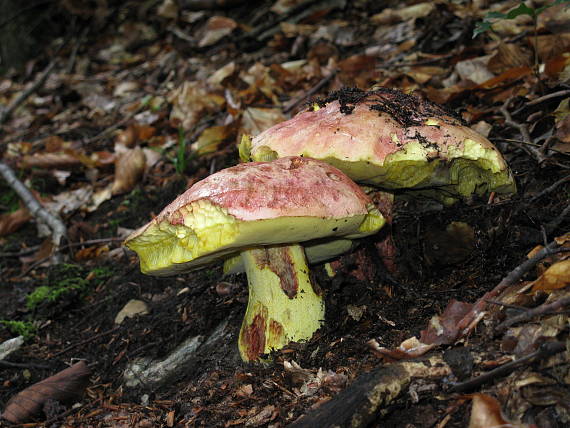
241, 87, 516, 202
124, 156, 385, 276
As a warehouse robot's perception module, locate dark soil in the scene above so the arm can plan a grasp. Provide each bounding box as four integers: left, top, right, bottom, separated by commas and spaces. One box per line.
1, 1, 569, 427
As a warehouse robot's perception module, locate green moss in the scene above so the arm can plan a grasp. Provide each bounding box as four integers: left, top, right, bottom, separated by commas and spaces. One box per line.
0, 320, 36, 340
25, 263, 112, 310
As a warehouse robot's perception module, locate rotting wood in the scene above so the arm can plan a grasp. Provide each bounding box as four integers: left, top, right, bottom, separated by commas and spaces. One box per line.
288, 357, 451, 428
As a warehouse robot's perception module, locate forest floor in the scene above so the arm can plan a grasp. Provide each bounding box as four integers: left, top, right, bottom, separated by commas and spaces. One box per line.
1, 0, 570, 427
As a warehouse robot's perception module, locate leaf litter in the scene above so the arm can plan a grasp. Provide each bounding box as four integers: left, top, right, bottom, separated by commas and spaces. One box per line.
0, 0, 569, 426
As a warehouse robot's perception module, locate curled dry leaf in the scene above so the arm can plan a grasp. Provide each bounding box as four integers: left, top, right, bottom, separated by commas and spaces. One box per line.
420, 299, 473, 346
198, 16, 237, 48
531, 259, 570, 292
1, 361, 91, 424
368, 337, 435, 361
241, 107, 287, 137
168, 81, 225, 130
111, 146, 146, 195
466, 393, 530, 428
191, 125, 233, 156
0, 207, 31, 236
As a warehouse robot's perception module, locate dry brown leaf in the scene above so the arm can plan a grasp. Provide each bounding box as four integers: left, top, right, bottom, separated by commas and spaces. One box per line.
0, 207, 31, 236
198, 16, 237, 48
475, 66, 532, 90
111, 147, 146, 195
531, 259, 570, 292
74, 245, 110, 261
533, 34, 570, 62
1, 361, 91, 424
241, 107, 287, 137
168, 81, 225, 130
467, 393, 528, 428
191, 125, 232, 156
368, 337, 435, 361
420, 299, 473, 345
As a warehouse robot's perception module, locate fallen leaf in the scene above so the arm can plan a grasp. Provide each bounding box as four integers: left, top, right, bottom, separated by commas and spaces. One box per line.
420, 299, 473, 345
0, 207, 31, 236
1, 361, 91, 424
198, 16, 237, 48
368, 337, 435, 361
111, 147, 146, 195
241, 107, 287, 137
168, 81, 225, 130
531, 259, 570, 291
191, 125, 232, 156
467, 393, 528, 428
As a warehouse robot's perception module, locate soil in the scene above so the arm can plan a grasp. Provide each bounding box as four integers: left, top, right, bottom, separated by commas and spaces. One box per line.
0, 1, 569, 427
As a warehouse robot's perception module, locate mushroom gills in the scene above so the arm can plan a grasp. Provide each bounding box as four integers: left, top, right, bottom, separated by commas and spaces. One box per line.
223, 238, 356, 275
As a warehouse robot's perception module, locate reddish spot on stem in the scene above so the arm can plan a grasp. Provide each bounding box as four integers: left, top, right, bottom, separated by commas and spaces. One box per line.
268, 247, 298, 298
241, 313, 267, 361
269, 319, 284, 344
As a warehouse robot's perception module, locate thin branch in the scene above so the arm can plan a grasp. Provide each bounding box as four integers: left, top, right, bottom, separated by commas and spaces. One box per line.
454, 241, 568, 338
0, 237, 125, 258
546, 203, 570, 234
0, 60, 57, 126
283, 70, 337, 114
529, 175, 570, 203
496, 295, 570, 332
0, 161, 67, 258
500, 97, 547, 164
449, 341, 566, 393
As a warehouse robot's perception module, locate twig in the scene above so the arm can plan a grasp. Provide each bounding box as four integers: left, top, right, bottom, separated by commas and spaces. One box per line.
529, 175, 570, 203
484, 299, 526, 311
454, 241, 568, 338
500, 97, 547, 164
181, 0, 247, 10
0, 60, 57, 126
50, 327, 120, 358
496, 296, 570, 332
283, 70, 337, 114
84, 105, 143, 144
546, 204, 570, 234
0, 360, 52, 370
449, 341, 566, 393
67, 26, 89, 74
0, 161, 67, 259
513, 89, 570, 115
0, 237, 125, 258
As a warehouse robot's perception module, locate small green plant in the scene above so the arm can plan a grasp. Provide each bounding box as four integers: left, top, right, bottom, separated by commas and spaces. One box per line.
24, 263, 112, 310
473, 1, 569, 37
473, 0, 570, 82
0, 320, 36, 340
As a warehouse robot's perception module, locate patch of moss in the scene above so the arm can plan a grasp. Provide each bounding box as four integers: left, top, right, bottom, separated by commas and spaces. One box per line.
25, 263, 112, 311
0, 320, 36, 340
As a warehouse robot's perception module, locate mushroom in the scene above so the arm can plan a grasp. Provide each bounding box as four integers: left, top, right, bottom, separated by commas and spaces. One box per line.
239, 87, 515, 204
125, 156, 385, 361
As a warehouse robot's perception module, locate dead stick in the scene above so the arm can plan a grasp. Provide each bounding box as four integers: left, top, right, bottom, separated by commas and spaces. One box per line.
496, 295, 570, 332
454, 242, 568, 338
50, 327, 120, 358
283, 70, 337, 114
0, 161, 67, 257
449, 341, 566, 393
0, 237, 125, 258
500, 97, 546, 164
0, 61, 57, 126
